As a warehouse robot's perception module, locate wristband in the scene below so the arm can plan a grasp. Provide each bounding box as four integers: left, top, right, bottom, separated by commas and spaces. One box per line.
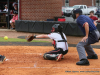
34, 35, 36, 38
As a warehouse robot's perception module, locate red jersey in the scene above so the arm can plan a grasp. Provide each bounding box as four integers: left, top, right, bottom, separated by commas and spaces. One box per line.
90, 16, 98, 21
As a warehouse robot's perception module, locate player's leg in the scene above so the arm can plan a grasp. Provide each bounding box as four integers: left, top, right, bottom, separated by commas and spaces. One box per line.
95, 29, 100, 40
10, 20, 12, 27
10, 21, 13, 29
76, 42, 87, 60
11, 22, 15, 29
85, 45, 98, 59
43, 48, 68, 61
43, 48, 63, 60
85, 30, 99, 59
76, 40, 90, 65
10, 21, 15, 29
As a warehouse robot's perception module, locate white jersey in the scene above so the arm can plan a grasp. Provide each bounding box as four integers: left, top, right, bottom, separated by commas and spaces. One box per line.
3, 9, 8, 16
48, 32, 68, 51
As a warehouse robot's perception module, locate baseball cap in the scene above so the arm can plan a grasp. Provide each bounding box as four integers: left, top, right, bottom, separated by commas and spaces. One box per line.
5, 5, 7, 7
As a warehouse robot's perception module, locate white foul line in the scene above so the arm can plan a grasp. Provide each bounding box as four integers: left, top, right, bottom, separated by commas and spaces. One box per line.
0, 66, 100, 70
6, 53, 100, 55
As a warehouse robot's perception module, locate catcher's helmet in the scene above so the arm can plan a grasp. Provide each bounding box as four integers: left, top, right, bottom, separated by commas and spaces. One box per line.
51, 24, 63, 32
72, 9, 82, 19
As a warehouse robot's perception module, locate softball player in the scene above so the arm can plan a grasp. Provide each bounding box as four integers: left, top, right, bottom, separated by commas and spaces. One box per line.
30, 24, 68, 61
72, 9, 100, 65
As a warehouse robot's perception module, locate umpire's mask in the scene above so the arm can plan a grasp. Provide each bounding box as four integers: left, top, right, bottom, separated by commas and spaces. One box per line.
72, 9, 82, 19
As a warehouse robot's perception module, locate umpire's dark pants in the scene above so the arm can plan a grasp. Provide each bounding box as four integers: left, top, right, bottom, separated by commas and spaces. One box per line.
76, 29, 100, 60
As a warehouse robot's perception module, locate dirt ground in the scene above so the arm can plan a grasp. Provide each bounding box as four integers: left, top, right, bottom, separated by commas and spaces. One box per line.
0, 46, 100, 75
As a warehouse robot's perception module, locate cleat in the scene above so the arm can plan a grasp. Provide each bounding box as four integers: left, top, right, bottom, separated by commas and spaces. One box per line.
57, 54, 64, 59
56, 54, 63, 61
76, 59, 90, 65
87, 54, 98, 59
0, 55, 6, 64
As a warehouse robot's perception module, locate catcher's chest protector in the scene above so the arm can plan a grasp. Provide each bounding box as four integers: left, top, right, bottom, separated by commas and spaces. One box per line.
52, 33, 67, 49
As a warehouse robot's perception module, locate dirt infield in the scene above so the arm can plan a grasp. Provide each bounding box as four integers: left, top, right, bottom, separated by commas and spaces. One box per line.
0, 46, 100, 75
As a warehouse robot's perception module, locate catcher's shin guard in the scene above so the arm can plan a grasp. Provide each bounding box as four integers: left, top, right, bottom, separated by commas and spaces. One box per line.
43, 54, 58, 60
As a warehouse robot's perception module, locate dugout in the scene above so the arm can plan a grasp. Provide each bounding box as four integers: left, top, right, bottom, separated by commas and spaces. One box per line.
0, 0, 18, 29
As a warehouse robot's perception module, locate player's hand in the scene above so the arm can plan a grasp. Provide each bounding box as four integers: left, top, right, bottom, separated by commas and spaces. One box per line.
81, 36, 88, 42
26, 35, 36, 42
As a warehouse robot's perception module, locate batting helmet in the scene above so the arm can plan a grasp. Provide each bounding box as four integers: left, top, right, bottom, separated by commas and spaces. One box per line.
51, 24, 63, 32
72, 9, 82, 19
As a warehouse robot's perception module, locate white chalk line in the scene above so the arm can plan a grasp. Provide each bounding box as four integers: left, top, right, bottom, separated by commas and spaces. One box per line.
0, 66, 100, 70
5, 58, 39, 63
6, 53, 100, 55
8, 53, 43, 55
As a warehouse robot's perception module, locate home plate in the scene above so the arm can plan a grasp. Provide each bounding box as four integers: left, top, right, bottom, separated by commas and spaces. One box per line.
5, 59, 9, 61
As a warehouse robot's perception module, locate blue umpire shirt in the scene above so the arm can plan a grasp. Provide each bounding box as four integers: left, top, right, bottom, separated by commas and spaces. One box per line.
77, 15, 97, 35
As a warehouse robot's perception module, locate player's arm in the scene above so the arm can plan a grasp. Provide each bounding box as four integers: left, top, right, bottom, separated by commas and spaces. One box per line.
26, 34, 49, 42
90, 18, 97, 26
81, 22, 89, 42
94, 21, 97, 26
84, 23, 89, 37
36, 34, 49, 38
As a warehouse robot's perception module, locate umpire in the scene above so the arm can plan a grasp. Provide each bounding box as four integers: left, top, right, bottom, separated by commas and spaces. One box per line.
72, 9, 100, 65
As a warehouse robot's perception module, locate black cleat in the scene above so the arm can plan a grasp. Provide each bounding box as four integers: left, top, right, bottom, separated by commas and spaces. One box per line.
0, 55, 6, 64
76, 59, 90, 65
87, 54, 98, 59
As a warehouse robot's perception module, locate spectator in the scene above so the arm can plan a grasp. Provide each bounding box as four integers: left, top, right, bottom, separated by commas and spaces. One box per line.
10, 10, 18, 30
14, 6, 18, 11
3, 5, 8, 12
12, 0, 18, 9
89, 11, 98, 21
3, 4, 8, 27
13, 6, 18, 14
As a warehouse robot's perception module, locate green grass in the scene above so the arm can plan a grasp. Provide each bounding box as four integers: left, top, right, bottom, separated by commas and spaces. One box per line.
0, 37, 49, 42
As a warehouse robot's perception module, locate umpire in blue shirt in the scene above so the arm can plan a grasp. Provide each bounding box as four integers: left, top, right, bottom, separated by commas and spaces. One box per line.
72, 9, 100, 65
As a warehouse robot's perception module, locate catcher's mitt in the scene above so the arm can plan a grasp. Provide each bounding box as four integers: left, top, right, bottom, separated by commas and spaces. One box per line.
26, 35, 36, 42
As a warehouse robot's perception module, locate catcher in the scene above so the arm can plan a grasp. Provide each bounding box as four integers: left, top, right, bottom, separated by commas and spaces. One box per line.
26, 24, 68, 61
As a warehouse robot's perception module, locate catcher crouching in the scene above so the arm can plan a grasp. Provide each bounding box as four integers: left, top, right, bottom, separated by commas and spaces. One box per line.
26, 24, 68, 61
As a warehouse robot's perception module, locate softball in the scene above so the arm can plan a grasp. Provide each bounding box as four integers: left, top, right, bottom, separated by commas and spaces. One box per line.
4, 36, 8, 40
